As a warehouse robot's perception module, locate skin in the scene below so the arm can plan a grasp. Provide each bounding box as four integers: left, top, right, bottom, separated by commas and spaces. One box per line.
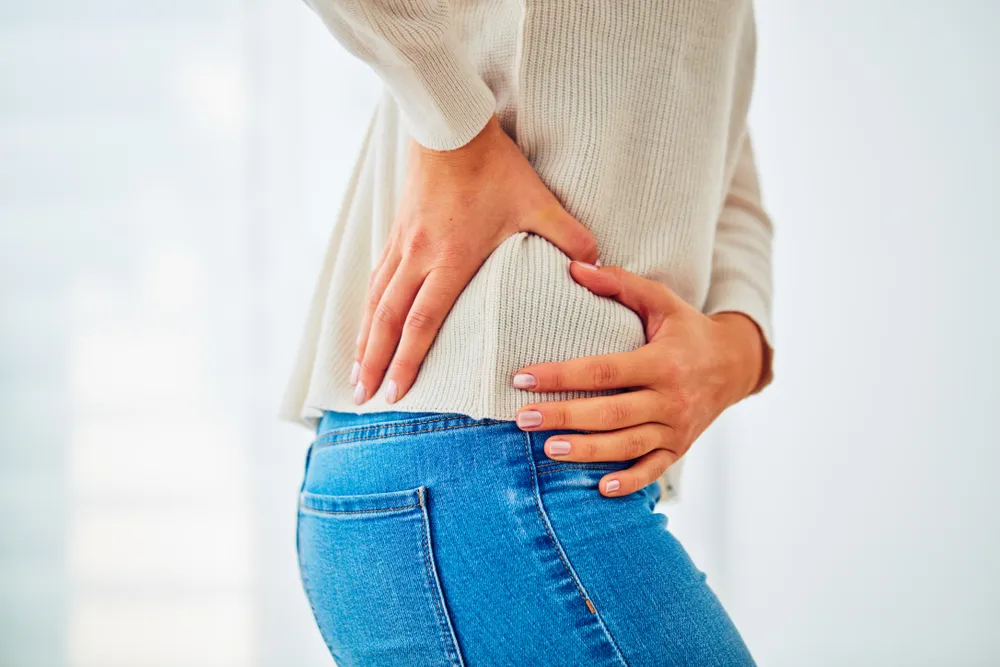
512, 261, 766, 497
350, 116, 599, 404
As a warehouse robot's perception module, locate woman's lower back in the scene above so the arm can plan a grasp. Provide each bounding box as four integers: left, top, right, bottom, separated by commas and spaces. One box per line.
296, 410, 754, 666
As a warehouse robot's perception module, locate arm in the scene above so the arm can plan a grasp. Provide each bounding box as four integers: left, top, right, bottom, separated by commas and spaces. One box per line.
508, 133, 775, 498
305, 1, 600, 403
703, 131, 775, 393
303, 0, 496, 149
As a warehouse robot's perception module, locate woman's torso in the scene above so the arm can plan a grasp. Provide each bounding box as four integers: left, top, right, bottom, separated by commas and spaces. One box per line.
281, 0, 759, 499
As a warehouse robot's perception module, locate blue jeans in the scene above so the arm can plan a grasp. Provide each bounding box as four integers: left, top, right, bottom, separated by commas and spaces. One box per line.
296, 411, 754, 666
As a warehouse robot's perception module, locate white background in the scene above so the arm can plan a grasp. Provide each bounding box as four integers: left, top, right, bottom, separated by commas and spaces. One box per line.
1, 1, 998, 665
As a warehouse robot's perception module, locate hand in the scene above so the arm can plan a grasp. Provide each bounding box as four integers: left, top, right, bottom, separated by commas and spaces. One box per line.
511, 261, 766, 497
352, 116, 598, 404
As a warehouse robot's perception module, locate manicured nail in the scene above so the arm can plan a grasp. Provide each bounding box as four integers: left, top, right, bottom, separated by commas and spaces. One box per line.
516, 410, 543, 428
384, 379, 398, 404
349, 361, 360, 385
594, 258, 603, 267
604, 479, 621, 494
574, 261, 598, 270
353, 381, 366, 405
513, 373, 537, 389
547, 440, 571, 456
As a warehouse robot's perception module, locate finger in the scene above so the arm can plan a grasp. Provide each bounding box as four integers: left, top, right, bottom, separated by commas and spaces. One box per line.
543, 423, 676, 463
514, 390, 665, 432
355, 261, 425, 404
384, 267, 466, 403
513, 346, 662, 393
354, 250, 401, 376
520, 204, 599, 264
568, 262, 681, 322
599, 448, 678, 497
369, 240, 392, 291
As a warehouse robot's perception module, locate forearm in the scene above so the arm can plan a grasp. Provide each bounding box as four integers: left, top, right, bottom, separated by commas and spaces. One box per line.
704, 132, 775, 394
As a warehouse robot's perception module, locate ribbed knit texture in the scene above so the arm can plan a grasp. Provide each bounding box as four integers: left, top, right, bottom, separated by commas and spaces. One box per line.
284, 0, 774, 501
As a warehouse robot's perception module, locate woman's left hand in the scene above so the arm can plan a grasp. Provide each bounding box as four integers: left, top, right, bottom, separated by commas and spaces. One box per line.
512, 261, 767, 497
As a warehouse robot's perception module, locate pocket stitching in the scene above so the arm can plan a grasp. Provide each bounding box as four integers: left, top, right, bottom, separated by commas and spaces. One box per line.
298, 502, 421, 516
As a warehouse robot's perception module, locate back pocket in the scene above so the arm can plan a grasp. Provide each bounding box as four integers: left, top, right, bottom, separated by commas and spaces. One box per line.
296, 486, 464, 667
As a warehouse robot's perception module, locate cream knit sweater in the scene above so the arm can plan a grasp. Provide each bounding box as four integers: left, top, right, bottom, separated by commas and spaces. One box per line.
282, 0, 774, 500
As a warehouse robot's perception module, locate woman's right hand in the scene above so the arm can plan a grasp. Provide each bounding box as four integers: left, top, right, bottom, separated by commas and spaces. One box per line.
351, 115, 599, 405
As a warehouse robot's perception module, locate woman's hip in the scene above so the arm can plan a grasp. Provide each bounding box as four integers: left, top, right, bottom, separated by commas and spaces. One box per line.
295, 410, 753, 666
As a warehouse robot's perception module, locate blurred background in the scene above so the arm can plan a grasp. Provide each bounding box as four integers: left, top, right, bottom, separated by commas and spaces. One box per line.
2, 0, 998, 665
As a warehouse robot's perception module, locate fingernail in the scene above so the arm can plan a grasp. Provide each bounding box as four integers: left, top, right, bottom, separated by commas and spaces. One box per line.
547, 440, 571, 456
574, 261, 598, 270
594, 258, 603, 267
349, 361, 360, 385
385, 379, 398, 404
353, 381, 366, 406
516, 410, 543, 428
604, 479, 621, 494
512, 373, 537, 389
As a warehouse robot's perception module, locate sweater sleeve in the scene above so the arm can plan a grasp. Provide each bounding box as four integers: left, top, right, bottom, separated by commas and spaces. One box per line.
303, 0, 497, 150
703, 131, 775, 393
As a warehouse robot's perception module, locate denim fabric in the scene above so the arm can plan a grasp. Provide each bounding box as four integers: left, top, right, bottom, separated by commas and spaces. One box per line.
296, 410, 754, 666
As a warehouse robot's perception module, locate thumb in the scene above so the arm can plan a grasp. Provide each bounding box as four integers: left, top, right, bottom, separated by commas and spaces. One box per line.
568, 262, 681, 322
520, 204, 599, 264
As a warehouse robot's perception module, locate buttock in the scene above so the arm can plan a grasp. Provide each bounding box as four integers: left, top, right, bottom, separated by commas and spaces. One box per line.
295, 410, 753, 666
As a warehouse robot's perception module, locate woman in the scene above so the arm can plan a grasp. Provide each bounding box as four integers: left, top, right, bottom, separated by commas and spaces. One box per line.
285, 0, 773, 664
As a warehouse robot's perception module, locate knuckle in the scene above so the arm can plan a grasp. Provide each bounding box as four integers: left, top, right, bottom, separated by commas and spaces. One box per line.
390, 356, 419, 374
373, 302, 400, 327
599, 401, 631, 429
403, 227, 433, 256
358, 359, 379, 377
548, 371, 566, 392
672, 391, 693, 422
404, 307, 437, 331
366, 288, 383, 310
589, 361, 619, 389
582, 439, 601, 461
623, 431, 647, 459
660, 356, 683, 382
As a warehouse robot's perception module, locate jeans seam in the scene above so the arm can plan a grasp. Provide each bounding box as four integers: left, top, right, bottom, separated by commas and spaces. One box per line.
312, 420, 500, 450
417, 487, 466, 667
536, 464, 629, 475
315, 414, 458, 440
521, 431, 631, 667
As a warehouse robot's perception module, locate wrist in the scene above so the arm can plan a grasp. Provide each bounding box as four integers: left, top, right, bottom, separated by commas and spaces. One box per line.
709, 312, 765, 403
412, 115, 505, 170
